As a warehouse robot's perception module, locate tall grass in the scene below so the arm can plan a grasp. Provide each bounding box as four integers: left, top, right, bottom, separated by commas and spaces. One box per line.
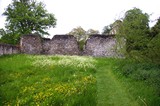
0, 55, 159, 106
0, 55, 97, 106
113, 59, 160, 106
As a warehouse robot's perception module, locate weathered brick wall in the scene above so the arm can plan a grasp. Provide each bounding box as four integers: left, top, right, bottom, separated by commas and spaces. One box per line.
47, 35, 80, 55
20, 34, 42, 54
84, 34, 117, 57
0, 43, 20, 56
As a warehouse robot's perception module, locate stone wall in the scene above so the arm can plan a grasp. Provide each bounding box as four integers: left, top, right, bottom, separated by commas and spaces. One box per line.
18, 34, 118, 57
0, 43, 19, 56
20, 34, 42, 54
20, 34, 80, 55
42, 38, 51, 54
1, 34, 118, 57
84, 34, 117, 57
46, 35, 80, 55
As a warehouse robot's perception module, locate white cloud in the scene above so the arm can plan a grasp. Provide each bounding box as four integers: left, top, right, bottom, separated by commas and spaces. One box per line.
0, 0, 160, 36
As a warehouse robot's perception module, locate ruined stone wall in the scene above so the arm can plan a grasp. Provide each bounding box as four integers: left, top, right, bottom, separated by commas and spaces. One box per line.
1, 34, 119, 57
42, 38, 51, 54
84, 34, 117, 57
0, 43, 20, 56
20, 34, 42, 54
19, 34, 118, 57
20, 34, 80, 55
47, 35, 80, 55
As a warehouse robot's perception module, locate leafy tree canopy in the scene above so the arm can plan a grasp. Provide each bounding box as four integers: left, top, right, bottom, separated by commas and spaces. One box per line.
68, 26, 99, 42
0, 0, 56, 44
86, 29, 99, 35
150, 17, 160, 37
102, 20, 122, 35
147, 17, 160, 64
68, 26, 86, 41
102, 25, 112, 35
117, 8, 150, 54
68, 26, 99, 51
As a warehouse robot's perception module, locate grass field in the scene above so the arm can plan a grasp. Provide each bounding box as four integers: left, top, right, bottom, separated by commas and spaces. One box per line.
0, 54, 160, 106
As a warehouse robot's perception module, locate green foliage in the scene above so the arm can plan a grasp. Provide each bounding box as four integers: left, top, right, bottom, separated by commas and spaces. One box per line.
0, 29, 5, 37
115, 59, 160, 93
147, 33, 160, 64
68, 26, 99, 41
86, 29, 99, 35
102, 25, 112, 35
150, 18, 160, 37
68, 26, 87, 42
113, 59, 160, 106
95, 58, 160, 106
145, 18, 160, 64
78, 40, 86, 51
68, 26, 99, 51
0, 30, 20, 44
102, 20, 122, 35
117, 8, 150, 58
116, 10, 160, 64
113, 12, 160, 105
1, 0, 56, 44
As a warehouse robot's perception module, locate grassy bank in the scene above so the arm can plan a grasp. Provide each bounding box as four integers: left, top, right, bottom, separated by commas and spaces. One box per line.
0, 54, 160, 106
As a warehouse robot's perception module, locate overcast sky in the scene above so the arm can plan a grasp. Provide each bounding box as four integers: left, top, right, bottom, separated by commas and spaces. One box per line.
0, 0, 160, 36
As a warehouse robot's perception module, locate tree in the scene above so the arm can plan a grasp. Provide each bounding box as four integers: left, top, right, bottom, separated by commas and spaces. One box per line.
68, 26, 99, 41
147, 17, 160, 64
150, 17, 160, 37
110, 20, 122, 35
68, 26, 87, 51
68, 26, 86, 41
0, 29, 6, 38
0, 28, 20, 44
147, 33, 160, 64
1, 0, 56, 44
68, 26, 99, 51
102, 25, 112, 35
102, 20, 122, 35
86, 29, 99, 35
117, 8, 150, 57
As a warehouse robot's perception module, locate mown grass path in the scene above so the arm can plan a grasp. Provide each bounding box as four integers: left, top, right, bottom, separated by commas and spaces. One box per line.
96, 62, 140, 106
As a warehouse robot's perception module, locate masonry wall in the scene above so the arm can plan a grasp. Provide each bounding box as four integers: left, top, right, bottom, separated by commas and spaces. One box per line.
0, 43, 19, 56
42, 38, 51, 54
20, 34, 42, 54
0, 34, 118, 57
20, 34, 80, 55
18, 34, 118, 57
47, 35, 80, 55
84, 34, 117, 57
